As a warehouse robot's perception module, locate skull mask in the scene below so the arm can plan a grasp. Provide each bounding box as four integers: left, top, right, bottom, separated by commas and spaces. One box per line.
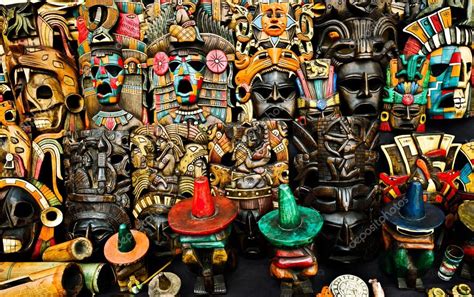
428, 46, 473, 119
0, 187, 40, 255
91, 49, 125, 105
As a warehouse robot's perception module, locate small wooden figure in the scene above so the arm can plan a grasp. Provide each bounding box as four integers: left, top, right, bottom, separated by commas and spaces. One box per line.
104, 224, 149, 293
382, 181, 445, 290
258, 184, 323, 297
168, 176, 237, 295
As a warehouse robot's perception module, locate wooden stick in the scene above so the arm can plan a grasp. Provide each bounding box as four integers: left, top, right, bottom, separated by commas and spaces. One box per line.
0, 263, 83, 297
42, 237, 93, 261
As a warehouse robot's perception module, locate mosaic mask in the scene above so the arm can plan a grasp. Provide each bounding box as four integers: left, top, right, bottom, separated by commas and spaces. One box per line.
147, 5, 234, 125
403, 7, 474, 119
91, 49, 125, 106
78, 0, 147, 131
380, 55, 429, 132
428, 46, 472, 119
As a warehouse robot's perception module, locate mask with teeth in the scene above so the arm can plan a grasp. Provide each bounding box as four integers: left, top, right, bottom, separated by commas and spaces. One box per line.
428, 46, 473, 119
5, 45, 83, 134
91, 50, 125, 106
0, 186, 40, 255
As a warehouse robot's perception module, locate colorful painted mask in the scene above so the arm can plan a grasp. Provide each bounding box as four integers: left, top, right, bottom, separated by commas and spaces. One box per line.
169, 54, 206, 107
260, 3, 290, 37
91, 50, 125, 105
147, 5, 234, 125
403, 7, 474, 119
379, 133, 460, 207
78, 0, 147, 131
380, 55, 429, 132
428, 46, 472, 119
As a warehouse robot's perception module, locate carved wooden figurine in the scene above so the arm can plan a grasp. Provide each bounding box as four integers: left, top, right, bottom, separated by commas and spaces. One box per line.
63, 129, 132, 257
258, 184, 323, 297
382, 181, 445, 289
130, 123, 208, 256
208, 120, 289, 256
104, 223, 149, 292
168, 176, 237, 295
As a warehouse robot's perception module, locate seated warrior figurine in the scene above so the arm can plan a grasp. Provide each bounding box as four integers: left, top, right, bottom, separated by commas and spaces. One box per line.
382, 181, 445, 289
208, 120, 289, 256
168, 176, 237, 295
380, 54, 430, 132
258, 184, 323, 297
104, 224, 149, 292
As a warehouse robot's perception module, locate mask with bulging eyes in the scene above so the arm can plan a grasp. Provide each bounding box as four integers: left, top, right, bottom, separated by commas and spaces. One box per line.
428, 46, 473, 119
91, 51, 125, 105
0, 187, 40, 255
251, 70, 298, 120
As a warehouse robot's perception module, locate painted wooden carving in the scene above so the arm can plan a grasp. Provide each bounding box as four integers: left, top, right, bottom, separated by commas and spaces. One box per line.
380, 133, 460, 207
382, 181, 445, 289
146, 0, 235, 125
380, 54, 430, 132
77, 0, 147, 130
208, 120, 289, 255
130, 123, 208, 256
404, 7, 474, 119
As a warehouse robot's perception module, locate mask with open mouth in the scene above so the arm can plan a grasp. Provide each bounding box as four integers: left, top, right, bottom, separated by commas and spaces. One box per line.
0, 186, 40, 255
169, 54, 205, 107
251, 70, 298, 120
91, 50, 125, 106
380, 55, 429, 132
